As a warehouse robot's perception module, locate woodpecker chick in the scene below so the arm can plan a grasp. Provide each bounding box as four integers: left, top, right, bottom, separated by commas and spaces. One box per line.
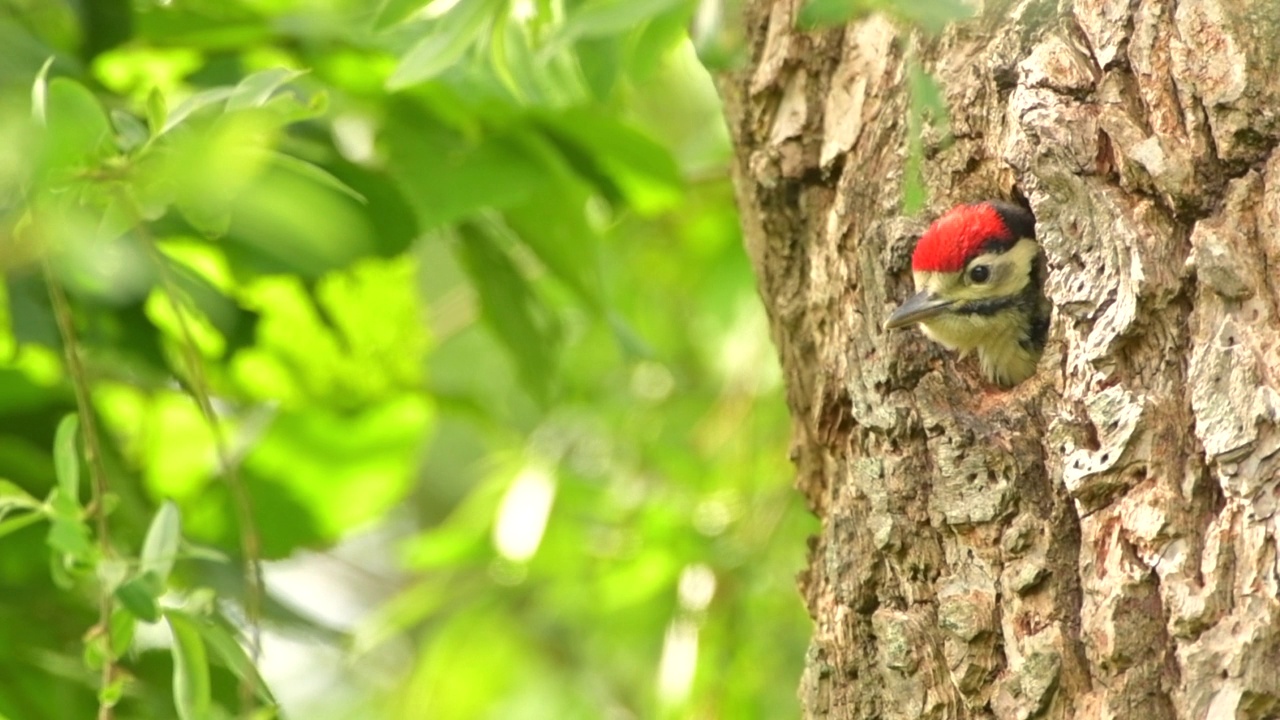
884, 201, 1049, 387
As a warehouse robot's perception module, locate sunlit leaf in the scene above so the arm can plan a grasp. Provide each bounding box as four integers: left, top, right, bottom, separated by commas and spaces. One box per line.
226, 67, 307, 111
633, 1, 698, 76
161, 87, 236, 134
30, 56, 55, 123
157, 252, 259, 356
39, 78, 114, 184
247, 397, 431, 536
141, 501, 181, 583
387, 0, 504, 89
374, 0, 436, 30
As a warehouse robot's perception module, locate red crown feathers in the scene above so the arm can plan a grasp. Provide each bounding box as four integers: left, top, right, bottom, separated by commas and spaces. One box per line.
911, 203, 1014, 273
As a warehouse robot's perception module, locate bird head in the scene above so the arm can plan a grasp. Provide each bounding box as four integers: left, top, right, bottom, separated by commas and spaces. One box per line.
884, 200, 1046, 386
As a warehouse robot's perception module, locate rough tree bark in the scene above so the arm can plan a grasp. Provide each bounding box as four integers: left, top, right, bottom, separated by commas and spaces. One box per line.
720, 1, 1280, 718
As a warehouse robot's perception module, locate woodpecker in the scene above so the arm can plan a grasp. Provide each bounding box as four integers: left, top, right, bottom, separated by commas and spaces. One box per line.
884, 200, 1049, 387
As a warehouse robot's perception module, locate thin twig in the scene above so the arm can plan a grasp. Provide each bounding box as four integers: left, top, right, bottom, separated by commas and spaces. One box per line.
42, 258, 117, 720
147, 245, 264, 714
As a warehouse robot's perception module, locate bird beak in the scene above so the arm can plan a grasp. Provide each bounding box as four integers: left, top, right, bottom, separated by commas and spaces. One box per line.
884, 291, 954, 330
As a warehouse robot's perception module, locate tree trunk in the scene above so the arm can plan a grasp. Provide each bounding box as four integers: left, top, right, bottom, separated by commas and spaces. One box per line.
719, 1, 1280, 718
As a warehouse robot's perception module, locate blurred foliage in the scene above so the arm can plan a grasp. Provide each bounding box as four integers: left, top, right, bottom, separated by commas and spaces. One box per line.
0, 0, 813, 718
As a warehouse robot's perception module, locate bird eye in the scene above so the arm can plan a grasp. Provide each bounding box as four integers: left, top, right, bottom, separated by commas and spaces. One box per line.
968, 265, 990, 283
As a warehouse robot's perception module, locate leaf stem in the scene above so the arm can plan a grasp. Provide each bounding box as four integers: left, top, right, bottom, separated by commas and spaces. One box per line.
42, 258, 117, 720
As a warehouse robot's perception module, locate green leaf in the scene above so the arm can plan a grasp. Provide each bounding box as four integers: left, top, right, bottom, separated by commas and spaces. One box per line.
455, 223, 559, 404
894, 0, 973, 33
225, 161, 377, 278
630, 2, 694, 77
110, 606, 137, 656
81, 300, 173, 383
387, 0, 504, 89
167, 610, 212, 720
49, 551, 75, 589
156, 254, 260, 356
99, 676, 127, 708
115, 573, 162, 622
111, 109, 149, 152
904, 58, 947, 212
269, 152, 366, 205
180, 540, 230, 564
6, 270, 61, 349
194, 615, 277, 705
0, 511, 45, 540
798, 0, 971, 32
0, 479, 40, 517
533, 108, 684, 214
383, 100, 548, 230
320, 158, 420, 257
576, 35, 624, 101
141, 501, 181, 584
374, 0, 436, 30
53, 414, 80, 507
30, 56, 55, 123
553, 0, 687, 45
909, 60, 948, 120
47, 516, 93, 560
490, 17, 546, 103
238, 397, 431, 551
226, 67, 307, 111
797, 0, 866, 29
40, 78, 114, 184
147, 87, 168, 137
161, 87, 236, 134
47, 486, 79, 519
504, 190, 604, 311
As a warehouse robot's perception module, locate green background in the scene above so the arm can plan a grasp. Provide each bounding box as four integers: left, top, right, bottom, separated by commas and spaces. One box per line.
0, 0, 815, 718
